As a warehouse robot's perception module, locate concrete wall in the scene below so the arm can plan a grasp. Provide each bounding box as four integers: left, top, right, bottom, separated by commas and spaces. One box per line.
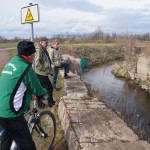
58, 55, 150, 150
137, 55, 150, 80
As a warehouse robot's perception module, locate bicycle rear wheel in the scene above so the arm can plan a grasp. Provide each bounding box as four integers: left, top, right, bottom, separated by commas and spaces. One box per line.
32, 111, 56, 150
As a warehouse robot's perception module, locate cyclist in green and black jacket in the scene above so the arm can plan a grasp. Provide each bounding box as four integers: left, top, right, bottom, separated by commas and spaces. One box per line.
0, 40, 48, 150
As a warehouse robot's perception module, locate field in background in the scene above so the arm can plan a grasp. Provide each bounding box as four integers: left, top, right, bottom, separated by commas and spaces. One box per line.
60, 42, 123, 66
0, 42, 17, 49
1, 39, 150, 68
1, 41, 123, 67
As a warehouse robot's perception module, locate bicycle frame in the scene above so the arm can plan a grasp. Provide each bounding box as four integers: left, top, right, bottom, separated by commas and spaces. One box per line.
1, 99, 55, 150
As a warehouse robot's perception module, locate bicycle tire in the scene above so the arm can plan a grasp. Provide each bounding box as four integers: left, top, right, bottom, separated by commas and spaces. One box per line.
32, 111, 56, 150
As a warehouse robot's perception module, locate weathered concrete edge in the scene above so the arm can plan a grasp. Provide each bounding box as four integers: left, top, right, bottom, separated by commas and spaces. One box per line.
58, 56, 150, 150
58, 99, 80, 149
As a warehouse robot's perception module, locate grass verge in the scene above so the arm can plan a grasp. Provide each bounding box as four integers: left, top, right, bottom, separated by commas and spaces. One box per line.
0, 42, 17, 49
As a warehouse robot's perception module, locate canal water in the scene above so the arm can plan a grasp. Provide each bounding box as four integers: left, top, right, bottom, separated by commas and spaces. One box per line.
82, 63, 150, 140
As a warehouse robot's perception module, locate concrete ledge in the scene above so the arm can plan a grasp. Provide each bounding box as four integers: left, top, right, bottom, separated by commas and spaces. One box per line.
58, 56, 150, 150
80, 141, 150, 150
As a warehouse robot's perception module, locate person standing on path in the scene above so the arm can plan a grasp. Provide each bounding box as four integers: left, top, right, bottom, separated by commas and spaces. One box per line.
48, 39, 71, 91
34, 37, 55, 107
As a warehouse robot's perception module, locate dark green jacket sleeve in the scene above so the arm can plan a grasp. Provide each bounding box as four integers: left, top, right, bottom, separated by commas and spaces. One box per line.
23, 67, 48, 96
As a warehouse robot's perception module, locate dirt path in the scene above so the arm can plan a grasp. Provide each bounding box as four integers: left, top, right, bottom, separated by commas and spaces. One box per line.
0, 49, 9, 70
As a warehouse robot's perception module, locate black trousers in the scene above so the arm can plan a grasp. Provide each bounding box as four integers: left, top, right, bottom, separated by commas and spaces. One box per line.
0, 116, 36, 150
36, 74, 54, 104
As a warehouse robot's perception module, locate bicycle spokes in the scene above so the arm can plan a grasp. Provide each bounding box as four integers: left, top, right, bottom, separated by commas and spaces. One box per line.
32, 111, 56, 150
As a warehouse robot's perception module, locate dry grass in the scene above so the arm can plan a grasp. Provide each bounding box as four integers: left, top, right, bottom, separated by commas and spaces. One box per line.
60, 42, 123, 66
0, 42, 17, 49
50, 75, 68, 150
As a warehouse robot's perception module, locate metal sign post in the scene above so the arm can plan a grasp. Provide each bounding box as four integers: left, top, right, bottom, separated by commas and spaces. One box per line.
29, 3, 34, 42
21, 3, 40, 42
30, 22, 34, 42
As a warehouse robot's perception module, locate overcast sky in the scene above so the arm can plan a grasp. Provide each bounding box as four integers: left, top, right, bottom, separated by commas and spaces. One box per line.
1, 0, 150, 39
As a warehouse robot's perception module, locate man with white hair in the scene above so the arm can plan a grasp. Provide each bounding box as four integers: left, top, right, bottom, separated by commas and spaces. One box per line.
48, 39, 71, 91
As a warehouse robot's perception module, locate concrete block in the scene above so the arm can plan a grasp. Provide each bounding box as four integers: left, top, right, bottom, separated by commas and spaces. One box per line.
71, 109, 138, 143
138, 56, 150, 64
80, 140, 150, 150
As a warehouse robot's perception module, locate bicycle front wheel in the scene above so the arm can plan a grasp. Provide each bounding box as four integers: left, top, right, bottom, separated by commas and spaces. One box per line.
32, 111, 56, 150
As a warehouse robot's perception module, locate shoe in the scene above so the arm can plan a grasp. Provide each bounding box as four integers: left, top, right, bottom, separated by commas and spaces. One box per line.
64, 75, 71, 79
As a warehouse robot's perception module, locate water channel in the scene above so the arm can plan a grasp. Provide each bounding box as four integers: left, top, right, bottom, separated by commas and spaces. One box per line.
82, 62, 150, 140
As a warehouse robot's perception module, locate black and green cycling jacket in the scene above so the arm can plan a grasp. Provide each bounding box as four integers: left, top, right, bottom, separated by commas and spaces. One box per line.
0, 55, 47, 118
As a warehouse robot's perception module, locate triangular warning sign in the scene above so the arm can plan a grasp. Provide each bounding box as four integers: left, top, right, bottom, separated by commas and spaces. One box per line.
25, 8, 34, 21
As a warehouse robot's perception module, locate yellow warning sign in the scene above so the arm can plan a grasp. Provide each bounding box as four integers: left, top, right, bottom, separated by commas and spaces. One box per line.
25, 8, 34, 21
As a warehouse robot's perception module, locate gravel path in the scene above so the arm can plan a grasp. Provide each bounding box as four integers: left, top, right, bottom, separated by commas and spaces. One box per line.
0, 49, 9, 70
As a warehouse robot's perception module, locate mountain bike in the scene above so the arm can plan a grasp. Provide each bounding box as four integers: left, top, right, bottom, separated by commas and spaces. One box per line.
0, 99, 56, 150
